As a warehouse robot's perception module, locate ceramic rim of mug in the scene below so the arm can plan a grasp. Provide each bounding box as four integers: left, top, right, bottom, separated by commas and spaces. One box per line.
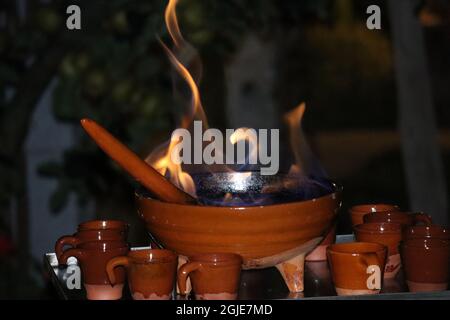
76, 228, 126, 237
350, 204, 399, 213
77, 240, 129, 251
128, 249, 177, 264
78, 220, 129, 231
401, 238, 449, 249
363, 211, 422, 222
328, 242, 387, 256
188, 253, 243, 266
403, 225, 450, 240
354, 222, 403, 234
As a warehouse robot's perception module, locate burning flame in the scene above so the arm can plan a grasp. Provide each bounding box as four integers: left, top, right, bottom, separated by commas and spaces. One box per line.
146, 0, 320, 201
165, 0, 185, 48
159, 41, 208, 128
229, 128, 259, 165
151, 136, 196, 197
284, 102, 306, 175
146, 0, 209, 196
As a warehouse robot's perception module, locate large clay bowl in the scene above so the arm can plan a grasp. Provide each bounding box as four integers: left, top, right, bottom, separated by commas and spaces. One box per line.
136, 187, 341, 270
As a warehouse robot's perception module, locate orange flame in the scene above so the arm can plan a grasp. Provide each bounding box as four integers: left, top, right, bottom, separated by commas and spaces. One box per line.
159, 40, 208, 128
147, 0, 209, 196
165, 0, 184, 48
284, 102, 306, 175
229, 128, 258, 164
146, 0, 315, 199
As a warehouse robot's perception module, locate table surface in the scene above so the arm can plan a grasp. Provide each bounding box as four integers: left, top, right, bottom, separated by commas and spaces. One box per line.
44, 235, 450, 300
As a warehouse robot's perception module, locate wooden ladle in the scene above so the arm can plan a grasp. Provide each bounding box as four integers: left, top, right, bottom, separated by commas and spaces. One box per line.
80, 118, 197, 205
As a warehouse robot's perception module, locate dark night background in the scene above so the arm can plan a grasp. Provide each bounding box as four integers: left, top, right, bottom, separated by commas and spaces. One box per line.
0, 0, 449, 298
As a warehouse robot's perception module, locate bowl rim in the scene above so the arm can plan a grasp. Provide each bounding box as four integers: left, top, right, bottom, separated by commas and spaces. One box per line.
135, 181, 342, 209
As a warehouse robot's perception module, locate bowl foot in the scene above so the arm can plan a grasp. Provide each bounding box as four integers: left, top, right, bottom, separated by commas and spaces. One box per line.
276, 253, 306, 293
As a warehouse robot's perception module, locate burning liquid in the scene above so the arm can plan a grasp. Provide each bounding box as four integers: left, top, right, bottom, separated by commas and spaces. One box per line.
188, 172, 333, 206
144, 0, 333, 206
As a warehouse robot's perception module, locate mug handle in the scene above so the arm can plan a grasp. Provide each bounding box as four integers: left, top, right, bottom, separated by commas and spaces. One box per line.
55, 235, 80, 261
59, 248, 84, 265
413, 213, 432, 225
177, 261, 202, 295
106, 256, 130, 285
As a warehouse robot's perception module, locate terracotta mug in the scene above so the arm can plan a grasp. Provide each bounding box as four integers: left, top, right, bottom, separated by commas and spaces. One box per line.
401, 238, 449, 292
55, 229, 127, 261
327, 242, 387, 296
77, 219, 129, 232
363, 211, 432, 227
403, 225, 449, 240
178, 253, 242, 300
354, 223, 403, 279
306, 224, 336, 262
59, 240, 129, 300
106, 249, 177, 300
349, 204, 399, 227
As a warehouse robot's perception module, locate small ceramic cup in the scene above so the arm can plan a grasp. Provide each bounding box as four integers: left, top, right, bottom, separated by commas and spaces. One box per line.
59, 240, 129, 300
178, 253, 242, 300
349, 204, 399, 227
403, 225, 449, 240
401, 238, 449, 292
306, 224, 336, 262
55, 229, 127, 261
327, 242, 387, 296
106, 249, 177, 300
363, 211, 432, 227
354, 223, 403, 279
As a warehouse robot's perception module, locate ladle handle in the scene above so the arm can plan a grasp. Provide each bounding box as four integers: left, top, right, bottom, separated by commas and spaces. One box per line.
80, 118, 196, 205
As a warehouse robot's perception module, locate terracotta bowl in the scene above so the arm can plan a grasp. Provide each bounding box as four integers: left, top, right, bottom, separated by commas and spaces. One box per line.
136, 184, 341, 293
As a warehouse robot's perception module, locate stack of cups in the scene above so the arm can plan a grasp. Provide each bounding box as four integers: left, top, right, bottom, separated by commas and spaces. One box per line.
349, 203, 449, 293
55, 220, 129, 300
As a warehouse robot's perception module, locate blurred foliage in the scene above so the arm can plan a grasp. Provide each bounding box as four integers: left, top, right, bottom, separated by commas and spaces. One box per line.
0, 255, 46, 299
0, 0, 394, 215
12, 0, 334, 214
276, 22, 395, 132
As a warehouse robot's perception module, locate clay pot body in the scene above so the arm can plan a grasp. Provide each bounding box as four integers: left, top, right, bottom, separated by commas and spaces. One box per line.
401, 238, 449, 292
137, 190, 341, 269
78, 219, 129, 232
354, 223, 402, 279
55, 220, 128, 260
363, 211, 432, 226
107, 249, 177, 300
327, 242, 387, 296
349, 204, 399, 227
403, 225, 449, 240
178, 253, 242, 300
55, 229, 127, 261
59, 240, 129, 300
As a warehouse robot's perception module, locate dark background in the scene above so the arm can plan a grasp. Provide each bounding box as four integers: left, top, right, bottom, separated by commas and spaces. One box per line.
0, 0, 449, 298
